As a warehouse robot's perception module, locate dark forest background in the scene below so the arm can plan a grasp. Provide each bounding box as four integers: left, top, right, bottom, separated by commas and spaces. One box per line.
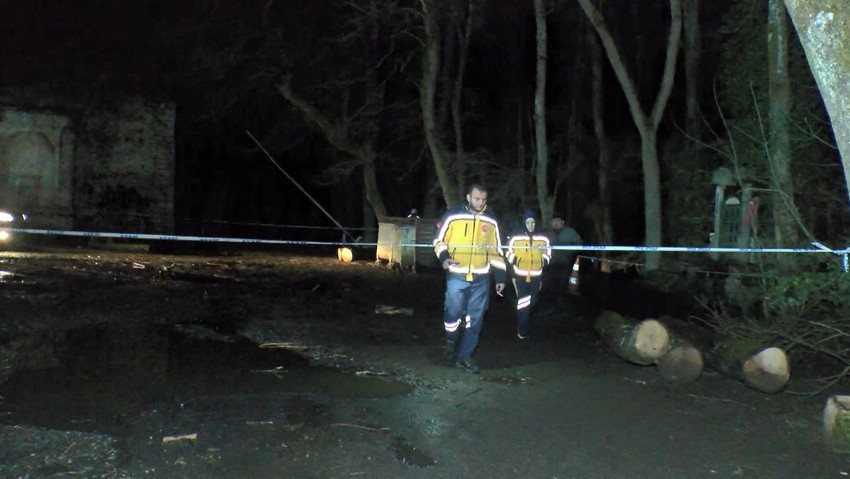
1, 0, 845, 256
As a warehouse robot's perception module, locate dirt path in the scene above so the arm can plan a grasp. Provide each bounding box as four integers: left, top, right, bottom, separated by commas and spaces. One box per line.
0, 249, 847, 478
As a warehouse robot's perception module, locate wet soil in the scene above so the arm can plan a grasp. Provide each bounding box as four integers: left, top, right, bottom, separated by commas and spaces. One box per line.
0, 246, 848, 478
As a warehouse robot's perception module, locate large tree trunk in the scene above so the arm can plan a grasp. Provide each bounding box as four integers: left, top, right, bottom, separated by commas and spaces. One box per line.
594, 311, 671, 365
533, 0, 555, 221
421, 0, 460, 207
783, 1, 850, 206
704, 340, 790, 393
578, 0, 683, 271
768, 0, 798, 248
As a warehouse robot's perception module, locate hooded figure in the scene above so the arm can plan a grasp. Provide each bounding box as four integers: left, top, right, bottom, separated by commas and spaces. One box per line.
505, 210, 552, 339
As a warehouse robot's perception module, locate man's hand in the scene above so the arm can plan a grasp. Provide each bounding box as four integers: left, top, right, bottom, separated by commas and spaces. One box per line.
442, 258, 458, 270
495, 283, 505, 296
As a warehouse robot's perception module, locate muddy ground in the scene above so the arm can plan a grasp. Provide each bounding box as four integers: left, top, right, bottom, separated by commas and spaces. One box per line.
0, 245, 848, 478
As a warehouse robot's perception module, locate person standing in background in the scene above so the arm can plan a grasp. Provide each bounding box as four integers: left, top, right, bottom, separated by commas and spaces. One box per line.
543, 213, 583, 306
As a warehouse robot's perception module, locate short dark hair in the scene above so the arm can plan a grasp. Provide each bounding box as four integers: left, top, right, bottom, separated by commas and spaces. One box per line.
467, 182, 488, 195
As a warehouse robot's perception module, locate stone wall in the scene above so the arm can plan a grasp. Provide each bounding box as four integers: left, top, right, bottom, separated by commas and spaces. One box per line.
0, 95, 175, 234
73, 98, 175, 234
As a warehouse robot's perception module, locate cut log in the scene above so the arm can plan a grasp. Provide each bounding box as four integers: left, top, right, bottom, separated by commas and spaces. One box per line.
824, 395, 850, 451
594, 311, 670, 365
704, 339, 790, 393
655, 337, 703, 383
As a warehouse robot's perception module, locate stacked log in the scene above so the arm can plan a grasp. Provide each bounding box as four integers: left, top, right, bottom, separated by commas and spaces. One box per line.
824, 395, 850, 451
656, 336, 703, 384
593, 311, 792, 390
703, 340, 790, 393
594, 310, 670, 365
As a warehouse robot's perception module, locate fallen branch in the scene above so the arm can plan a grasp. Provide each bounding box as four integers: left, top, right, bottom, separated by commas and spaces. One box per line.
331, 423, 390, 432
162, 433, 198, 443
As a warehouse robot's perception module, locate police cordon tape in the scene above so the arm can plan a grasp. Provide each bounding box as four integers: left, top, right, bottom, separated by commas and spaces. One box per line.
8, 226, 849, 267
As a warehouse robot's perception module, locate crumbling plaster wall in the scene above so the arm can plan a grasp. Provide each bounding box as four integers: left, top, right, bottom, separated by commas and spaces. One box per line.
0, 109, 73, 227
0, 95, 175, 234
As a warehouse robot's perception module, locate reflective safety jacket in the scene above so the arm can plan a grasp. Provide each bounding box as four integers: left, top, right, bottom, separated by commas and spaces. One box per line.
506, 230, 551, 281
433, 203, 507, 283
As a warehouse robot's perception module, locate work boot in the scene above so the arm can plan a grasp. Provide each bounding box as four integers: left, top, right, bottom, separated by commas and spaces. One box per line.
455, 357, 480, 374
443, 339, 456, 366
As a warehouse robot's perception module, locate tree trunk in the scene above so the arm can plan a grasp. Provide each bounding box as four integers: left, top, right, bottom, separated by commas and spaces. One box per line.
783, 1, 850, 206
578, 0, 683, 271
451, 0, 472, 189
683, 0, 701, 139
704, 340, 790, 393
421, 0, 460, 207
590, 23, 614, 245
594, 310, 671, 365
768, 0, 798, 248
533, 0, 555, 221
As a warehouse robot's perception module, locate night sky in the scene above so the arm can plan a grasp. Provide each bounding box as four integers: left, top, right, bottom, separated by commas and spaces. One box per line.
1, 0, 840, 246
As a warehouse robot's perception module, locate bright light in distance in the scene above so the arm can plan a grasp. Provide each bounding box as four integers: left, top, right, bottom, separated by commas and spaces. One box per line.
0, 231, 9, 241
0, 212, 13, 223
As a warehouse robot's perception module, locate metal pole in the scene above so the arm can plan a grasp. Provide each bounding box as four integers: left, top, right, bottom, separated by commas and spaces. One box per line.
245, 130, 358, 243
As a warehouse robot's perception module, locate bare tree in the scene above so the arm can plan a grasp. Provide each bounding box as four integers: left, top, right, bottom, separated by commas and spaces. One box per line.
278, 1, 407, 222
578, 0, 683, 270
783, 0, 850, 205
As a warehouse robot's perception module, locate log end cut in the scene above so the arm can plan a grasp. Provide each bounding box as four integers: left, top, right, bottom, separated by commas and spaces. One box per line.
824, 395, 850, 451
741, 347, 790, 393
656, 342, 703, 383
631, 319, 671, 362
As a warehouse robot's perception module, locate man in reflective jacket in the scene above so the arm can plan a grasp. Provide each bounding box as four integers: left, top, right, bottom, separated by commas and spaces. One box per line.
505, 210, 552, 339
433, 182, 507, 373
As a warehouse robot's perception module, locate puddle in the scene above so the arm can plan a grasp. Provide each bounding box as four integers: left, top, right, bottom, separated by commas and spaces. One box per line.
0, 324, 412, 435
392, 435, 436, 467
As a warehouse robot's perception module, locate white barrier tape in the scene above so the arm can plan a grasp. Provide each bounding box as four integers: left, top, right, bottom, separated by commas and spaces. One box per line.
7, 227, 849, 259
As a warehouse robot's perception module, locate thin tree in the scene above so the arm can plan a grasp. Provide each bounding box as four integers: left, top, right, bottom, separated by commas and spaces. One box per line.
768, 0, 798, 247
533, 0, 555, 221
683, 0, 701, 139
589, 9, 614, 245
578, 0, 683, 270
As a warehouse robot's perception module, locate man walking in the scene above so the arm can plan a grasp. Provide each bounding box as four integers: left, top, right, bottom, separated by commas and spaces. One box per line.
433, 182, 506, 373
505, 210, 551, 339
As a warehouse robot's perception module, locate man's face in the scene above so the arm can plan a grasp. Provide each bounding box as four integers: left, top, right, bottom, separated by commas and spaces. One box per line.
552, 218, 565, 230
525, 218, 536, 232
466, 188, 488, 213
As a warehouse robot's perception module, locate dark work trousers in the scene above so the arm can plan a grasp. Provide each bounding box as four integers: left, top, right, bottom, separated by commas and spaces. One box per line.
443, 273, 491, 360
512, 275, 542, 337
